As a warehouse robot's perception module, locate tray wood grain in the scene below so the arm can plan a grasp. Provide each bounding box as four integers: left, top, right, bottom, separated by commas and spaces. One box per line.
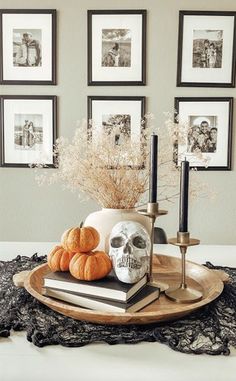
24, 254, 224, 325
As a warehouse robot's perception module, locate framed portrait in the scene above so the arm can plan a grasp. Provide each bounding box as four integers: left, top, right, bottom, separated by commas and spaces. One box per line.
174, 97, 233, 170
0, 95, 57, 167
0, 9, 56, 85
87, 10, 146, 85
177, 11, 236, 87
87, 96, 145, 167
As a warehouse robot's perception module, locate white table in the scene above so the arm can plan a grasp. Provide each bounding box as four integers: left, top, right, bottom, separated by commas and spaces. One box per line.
0, 242, 235, 381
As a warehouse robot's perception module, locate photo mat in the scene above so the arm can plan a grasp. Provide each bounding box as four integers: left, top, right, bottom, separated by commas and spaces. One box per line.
177, 11, 236, 87
174, 97, 233, 170
0, 10, 56, 84
88, 96, 145, 167
88, 10, 146, 85
0, 96, 57, 167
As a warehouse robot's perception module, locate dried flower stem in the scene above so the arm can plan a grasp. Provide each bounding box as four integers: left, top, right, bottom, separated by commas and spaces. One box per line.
33, 114, 214, 208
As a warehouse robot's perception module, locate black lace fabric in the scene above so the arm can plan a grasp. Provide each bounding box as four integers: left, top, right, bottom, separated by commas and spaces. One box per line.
0, 254, 235, 355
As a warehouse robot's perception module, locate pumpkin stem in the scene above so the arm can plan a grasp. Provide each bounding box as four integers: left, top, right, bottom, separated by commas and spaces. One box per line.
80, 221, 84, 228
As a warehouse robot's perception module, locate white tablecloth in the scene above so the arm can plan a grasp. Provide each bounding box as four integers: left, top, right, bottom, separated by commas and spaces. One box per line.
0, 242, 235, 381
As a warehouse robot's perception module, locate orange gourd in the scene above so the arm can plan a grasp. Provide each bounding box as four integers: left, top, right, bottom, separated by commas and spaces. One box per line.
61, 226, 100, 253
48, 245, 75, 272
69, 251, 112, 281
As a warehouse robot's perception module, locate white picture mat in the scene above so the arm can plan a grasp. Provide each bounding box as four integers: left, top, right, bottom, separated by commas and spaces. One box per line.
91, 100, 143, 144
181, 15, 234, 83
2, 13, 52, 81
177, 101, 230, 167
4, 99, 54, 164
92, 14, 142, 81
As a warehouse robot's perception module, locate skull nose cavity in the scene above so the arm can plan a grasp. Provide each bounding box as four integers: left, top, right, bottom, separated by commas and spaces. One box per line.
123, 242, 132, 254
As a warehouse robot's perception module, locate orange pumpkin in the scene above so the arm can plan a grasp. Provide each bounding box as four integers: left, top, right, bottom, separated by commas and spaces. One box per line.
69, 251, 112, 281
48, 245, 75, 272
61, 226, 100, 253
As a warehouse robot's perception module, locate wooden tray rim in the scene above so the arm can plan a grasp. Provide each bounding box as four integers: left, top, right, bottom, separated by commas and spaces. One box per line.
24, 254, 224, 324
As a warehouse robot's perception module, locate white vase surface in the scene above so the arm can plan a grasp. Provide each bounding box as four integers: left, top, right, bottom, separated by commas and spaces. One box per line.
84, 208, 152, 253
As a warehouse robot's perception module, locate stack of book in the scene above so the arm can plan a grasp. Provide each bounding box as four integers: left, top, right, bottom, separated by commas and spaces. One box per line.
42, 271, 160, 313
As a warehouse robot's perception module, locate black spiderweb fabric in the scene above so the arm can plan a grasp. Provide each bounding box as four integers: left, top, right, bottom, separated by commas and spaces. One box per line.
0, 254, 235, 354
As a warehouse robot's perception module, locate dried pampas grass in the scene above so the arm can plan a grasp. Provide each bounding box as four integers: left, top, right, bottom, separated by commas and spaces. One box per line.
34, 113, 213, 209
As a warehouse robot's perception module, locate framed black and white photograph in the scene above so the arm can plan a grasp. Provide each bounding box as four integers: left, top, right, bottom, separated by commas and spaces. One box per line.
88, 96, 145, 166
0, 96, 57, 167
177, 11, 236, 87
174, 97, 233, 170
87, 10, 146, 85
0, 9, 56, 84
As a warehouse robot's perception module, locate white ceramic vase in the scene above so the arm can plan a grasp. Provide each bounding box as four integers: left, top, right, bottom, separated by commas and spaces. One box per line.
84, 208, 152, 253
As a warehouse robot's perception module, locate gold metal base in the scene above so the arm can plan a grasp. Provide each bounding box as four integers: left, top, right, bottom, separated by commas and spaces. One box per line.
148, 280, 169, 292
138, 202, 168, 218
165, 231, 202, 303
165, 285, 203, 303
168, 237, 200, 247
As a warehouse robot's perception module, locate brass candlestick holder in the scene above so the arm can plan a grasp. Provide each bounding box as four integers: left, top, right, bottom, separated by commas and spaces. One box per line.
165, 231, 203, 303
138, 202, 167, 282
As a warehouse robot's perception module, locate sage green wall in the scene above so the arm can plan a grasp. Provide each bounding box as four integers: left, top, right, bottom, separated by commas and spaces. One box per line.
0, 0, 235, 244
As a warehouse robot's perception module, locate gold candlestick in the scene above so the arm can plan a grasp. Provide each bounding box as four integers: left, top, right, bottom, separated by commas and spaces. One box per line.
138, 202, 167, 282
165, 231, 203, 303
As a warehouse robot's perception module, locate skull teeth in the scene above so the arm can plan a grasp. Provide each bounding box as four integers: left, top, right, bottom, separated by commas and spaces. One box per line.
117, 256, 142, 269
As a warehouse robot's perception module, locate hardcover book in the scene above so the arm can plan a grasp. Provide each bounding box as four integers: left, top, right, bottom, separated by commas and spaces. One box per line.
43, 271, 147, 302
43, 285, 160, 313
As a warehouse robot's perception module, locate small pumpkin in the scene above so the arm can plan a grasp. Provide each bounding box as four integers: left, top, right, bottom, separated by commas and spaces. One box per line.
61, 226, 100, 253
48, 245, 75, 272
69, 251, 112, 281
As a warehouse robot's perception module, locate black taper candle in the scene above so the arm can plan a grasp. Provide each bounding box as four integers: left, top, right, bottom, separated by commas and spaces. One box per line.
149, 134, 158, 203
179, 160, 189, 232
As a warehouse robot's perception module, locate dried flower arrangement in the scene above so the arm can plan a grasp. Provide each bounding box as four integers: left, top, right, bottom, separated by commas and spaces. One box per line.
34, 113, 212, 209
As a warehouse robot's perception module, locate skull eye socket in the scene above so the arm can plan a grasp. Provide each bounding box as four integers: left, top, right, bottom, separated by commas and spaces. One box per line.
132, 236, 146, 249
110, 236, 125, 248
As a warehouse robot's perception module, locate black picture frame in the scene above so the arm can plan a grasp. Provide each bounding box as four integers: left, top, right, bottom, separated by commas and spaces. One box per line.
87, 96, 146, 168
0, 9, 57, 85
177, 11, 236, 87
174, 97, 233, 170
0, 95, 57, 168
87, 10, 146, 86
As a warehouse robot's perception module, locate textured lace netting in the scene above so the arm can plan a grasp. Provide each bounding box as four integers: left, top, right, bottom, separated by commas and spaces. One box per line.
0, 254, 235, 354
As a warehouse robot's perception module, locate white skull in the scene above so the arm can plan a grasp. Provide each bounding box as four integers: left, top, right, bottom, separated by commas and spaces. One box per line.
109, 221, 151, 284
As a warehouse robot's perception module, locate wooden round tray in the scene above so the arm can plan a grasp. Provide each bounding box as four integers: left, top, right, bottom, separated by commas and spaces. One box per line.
24, 254, 224, 325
